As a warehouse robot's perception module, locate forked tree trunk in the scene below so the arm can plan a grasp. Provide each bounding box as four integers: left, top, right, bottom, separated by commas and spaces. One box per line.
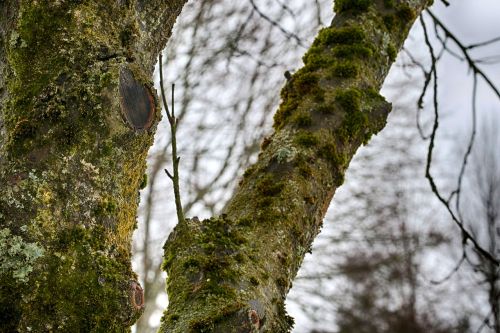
0, 0, 429, 332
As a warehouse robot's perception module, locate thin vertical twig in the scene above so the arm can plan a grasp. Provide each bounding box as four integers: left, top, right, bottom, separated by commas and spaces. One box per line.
159, 53, 185, 224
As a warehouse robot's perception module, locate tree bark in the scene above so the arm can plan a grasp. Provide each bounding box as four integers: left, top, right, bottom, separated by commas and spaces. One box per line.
0, 1, 186, 331
160, 0, 430, 332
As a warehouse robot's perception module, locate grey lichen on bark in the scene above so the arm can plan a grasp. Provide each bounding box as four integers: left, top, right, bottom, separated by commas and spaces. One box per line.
0, 0, 186, 331
160, 0, 431, 332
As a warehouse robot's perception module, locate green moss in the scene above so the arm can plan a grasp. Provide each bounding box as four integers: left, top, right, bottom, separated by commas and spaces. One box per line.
295, 131, 319, 147
5, 3, 76, 154
139, 173, 148, 189
7, 3, 72, 92
294, 72, 319, 94
256, 204, 282, 222
161, 216, 258, 331
257, 197, 274, 208
387, 43, 397, 62
237, 217, 253, 227
164, 218, 247, 284
234, 253, 245, 263
334, 88, 371, 142
291, 110, 313, 127
396, 4, 416, 22
335, 171, 346, 185
274, 70, 320, 129
364, 86, 381, 99
242, 164, 257, 178
382, 4, 416, 32
334, 0, 372, 13
250, 276, 259, 286
383, 0, 395, 8
343, 112, 371, 143
302, 46, 333, 70
332, 44, 373, 59
331, 62, 359, 78
94, 197, 118, 216
276, 276, 288, 289
383, 14, 396, 31
274, 96, 298, 129
317, 26, 365, 46
183, 258, 200, 269
15, 225, 143, 331
315, 103, 335, 114
313, 89, 325, 102
298, 164, 313, 178
119, 28, 133, 48
295, 155, 313, 178
343, 110, 369, 141
335, 88, 362, 112
319, 142, 340, 165
257, 174, 284, 197
10, 119, 37, 142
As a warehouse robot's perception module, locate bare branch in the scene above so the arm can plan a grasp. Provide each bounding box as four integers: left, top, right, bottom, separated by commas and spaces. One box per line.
159, 53, 185, 224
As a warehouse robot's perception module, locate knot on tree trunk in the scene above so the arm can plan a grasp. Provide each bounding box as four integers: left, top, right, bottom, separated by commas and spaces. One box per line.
119, 66, 157, 131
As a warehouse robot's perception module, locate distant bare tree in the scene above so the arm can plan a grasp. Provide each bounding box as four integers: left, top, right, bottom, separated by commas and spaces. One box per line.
457, 114, 500, 333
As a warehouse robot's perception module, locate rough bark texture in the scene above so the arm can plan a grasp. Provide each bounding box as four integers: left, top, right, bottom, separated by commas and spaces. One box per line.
161, 0, 431, 332
0, 0, 186, 331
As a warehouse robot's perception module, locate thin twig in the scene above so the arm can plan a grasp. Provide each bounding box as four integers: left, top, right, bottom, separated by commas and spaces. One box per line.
420, 15, 499, 265
249, 0, 305, 47
159, 53, 185, 224
430, 250, 466, 285
427, 10, 500, 101
449, 74, 478, 223
475, 308, 494, 333
467, 35, 500, 50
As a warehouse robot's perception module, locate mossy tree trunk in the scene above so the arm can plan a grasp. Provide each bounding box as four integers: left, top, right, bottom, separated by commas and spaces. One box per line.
0, 1, 186, 331
160, 0, 431, 332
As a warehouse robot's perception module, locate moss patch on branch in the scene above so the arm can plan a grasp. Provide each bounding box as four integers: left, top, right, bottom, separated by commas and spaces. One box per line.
161, 216, 263, 332
334, 0, 372, 13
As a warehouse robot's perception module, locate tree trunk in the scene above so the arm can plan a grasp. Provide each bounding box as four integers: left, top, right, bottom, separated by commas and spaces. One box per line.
0, 1, 186, 331
160, 0, 430, 332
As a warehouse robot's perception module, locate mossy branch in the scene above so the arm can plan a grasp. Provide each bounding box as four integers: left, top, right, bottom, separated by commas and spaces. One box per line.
160, 1, 429, 331
159, 53, 185, 225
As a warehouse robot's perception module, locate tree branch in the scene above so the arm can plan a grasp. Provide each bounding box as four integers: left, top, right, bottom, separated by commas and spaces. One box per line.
135, 0, 189, 69
159, 53, 185, 224
160, 1, 430, 331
